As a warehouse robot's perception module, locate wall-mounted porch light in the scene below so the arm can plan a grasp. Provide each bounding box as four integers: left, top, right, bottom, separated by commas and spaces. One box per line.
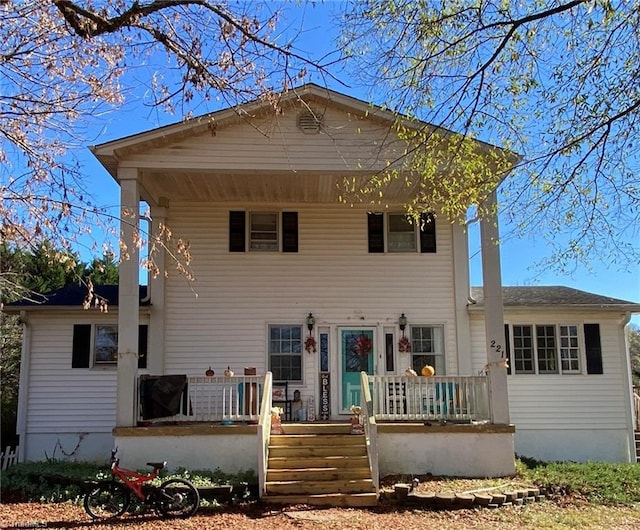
399, 313, 408, 336
306, 312, 316, 333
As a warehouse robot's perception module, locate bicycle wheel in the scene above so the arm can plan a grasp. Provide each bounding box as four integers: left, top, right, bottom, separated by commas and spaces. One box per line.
84, 481, 131, 519
156, 478, 200, 518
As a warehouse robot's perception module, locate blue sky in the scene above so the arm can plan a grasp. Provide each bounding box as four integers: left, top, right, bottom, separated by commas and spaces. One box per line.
77, 0, 639, 323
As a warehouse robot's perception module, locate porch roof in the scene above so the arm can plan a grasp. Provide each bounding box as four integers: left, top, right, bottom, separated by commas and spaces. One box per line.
469, 286, 640, 312
4, 284, 149, 312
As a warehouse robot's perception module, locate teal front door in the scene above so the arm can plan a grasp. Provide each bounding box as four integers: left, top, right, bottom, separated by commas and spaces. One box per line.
340, 329, 374, 412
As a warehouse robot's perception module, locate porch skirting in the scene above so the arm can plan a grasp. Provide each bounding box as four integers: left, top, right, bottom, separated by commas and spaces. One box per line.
114, 424, 259, 474
376, 423, 516, 477
113, 422, 515, 478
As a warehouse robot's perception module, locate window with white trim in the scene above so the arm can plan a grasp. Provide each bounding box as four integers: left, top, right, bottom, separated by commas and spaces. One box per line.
512, 325, 534, 373
387, 214, 417, 252
536, 325, 558, 374
367, 212, 436, 253
410, 325, 445, 375
269, 325, 302, 382
250, 212, 278, 251
559, 325, 580, 372
508, 323, 583, 375
72, 324, 148, 368
95, 325, 118, 364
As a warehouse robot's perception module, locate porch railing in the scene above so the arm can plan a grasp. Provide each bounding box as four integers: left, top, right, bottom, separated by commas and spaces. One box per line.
136, 373, 490, 424
367, 375, 490, 422
137, 374, 264, 423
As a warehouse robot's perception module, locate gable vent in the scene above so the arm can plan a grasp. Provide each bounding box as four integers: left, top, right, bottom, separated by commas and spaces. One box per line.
297, 110, 322, 134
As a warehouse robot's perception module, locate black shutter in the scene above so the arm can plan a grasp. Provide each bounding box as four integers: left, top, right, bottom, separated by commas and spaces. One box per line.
504, 324, 512, 375
367, 213, 384, 253
419, 213, 437, 253
229, 211, 246, 252
584, 323, 603, 374
138, 325, 148, 369
72, 324, 91, 368
282, 212, 299, 253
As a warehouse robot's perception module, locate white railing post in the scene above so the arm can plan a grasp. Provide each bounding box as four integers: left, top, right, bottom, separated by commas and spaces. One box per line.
257, 372, 273, 499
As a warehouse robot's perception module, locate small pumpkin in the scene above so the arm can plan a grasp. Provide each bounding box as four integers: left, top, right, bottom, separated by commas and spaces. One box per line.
421, 365, 435, 377
224, 366, 234, 377
205, 366, 215, 377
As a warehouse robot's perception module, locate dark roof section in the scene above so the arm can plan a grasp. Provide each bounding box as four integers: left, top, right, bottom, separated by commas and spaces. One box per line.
5, 284, 149, 310
470, 286, 640, 310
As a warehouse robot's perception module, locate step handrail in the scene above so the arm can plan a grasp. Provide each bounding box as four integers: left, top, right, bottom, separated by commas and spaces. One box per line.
360, 371, 379, 491
257, 371, 273, 498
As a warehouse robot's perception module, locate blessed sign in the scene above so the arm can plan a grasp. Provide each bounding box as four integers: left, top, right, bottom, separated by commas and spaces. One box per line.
319, 372, 330, 420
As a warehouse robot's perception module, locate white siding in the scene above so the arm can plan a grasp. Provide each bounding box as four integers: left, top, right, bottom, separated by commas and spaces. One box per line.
161, 204, 458, 403
470, 310, 634, 461
23, 313, 119, 435
129, 105, 405, 174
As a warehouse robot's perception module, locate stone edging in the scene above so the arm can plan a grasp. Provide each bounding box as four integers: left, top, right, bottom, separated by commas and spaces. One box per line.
390, 484, 546, 509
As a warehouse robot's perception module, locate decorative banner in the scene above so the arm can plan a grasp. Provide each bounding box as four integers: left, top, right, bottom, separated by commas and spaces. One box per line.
319, 372, 330, 420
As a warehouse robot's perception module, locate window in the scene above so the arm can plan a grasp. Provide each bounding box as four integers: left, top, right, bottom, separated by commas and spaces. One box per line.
559, 325, 580, 372
507, 323, 591, 375
536, 325, 558, 373
250, 212, 278, 250
367, 212, 436, 253
72, 324, 148, 368
319, 329, 329, 372
229, 211, 298, 252
384, 331, 395, 372
410, 325, 445, 375
269, 325, 302, 382
388, 214, 417, 252
512, 325, 534, 373
95, 325, 118, 364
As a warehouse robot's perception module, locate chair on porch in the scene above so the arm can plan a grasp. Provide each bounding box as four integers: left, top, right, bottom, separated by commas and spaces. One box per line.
422, 382, 459, 415
272, 381, 293, 421
386, 381, 407, 415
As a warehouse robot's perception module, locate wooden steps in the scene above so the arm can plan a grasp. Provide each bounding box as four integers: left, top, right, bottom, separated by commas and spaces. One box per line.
263, 423, 378, 507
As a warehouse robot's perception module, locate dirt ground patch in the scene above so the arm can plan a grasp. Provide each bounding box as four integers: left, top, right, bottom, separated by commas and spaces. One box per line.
2, 498, 640, 530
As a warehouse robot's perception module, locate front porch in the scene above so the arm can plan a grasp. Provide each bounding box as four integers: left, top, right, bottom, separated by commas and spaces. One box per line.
113, 371, 515, 505
133, 373, 493, 426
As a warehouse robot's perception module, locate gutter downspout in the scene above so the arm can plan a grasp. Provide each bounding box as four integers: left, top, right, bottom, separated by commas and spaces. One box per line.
619, 312, 636, 462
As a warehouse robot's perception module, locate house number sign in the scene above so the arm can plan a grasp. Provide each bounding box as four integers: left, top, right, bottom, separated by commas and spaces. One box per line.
319, 372, 330, 420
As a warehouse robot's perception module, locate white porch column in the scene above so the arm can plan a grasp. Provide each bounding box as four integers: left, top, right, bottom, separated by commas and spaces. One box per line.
452, 222, 472, 375
147, 203, 167, 375
480, 191, 510, 424
116, 169, 140, 427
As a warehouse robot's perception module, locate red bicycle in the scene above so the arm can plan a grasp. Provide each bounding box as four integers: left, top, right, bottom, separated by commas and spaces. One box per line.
83, 448, 200, 519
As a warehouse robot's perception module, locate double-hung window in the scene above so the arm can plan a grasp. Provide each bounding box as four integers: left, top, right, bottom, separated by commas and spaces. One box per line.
387, 214, 417, 252
72, 323, 148, 368
94, 325, 119, 364
229, 211, 298, 252
250, 212, 278, 251
410, 325, 445, 374
269, 325, 302, 382
367, 212, 436, 253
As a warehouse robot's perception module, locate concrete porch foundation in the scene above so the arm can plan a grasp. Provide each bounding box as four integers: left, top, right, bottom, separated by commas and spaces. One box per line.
114, 422, 515, 478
